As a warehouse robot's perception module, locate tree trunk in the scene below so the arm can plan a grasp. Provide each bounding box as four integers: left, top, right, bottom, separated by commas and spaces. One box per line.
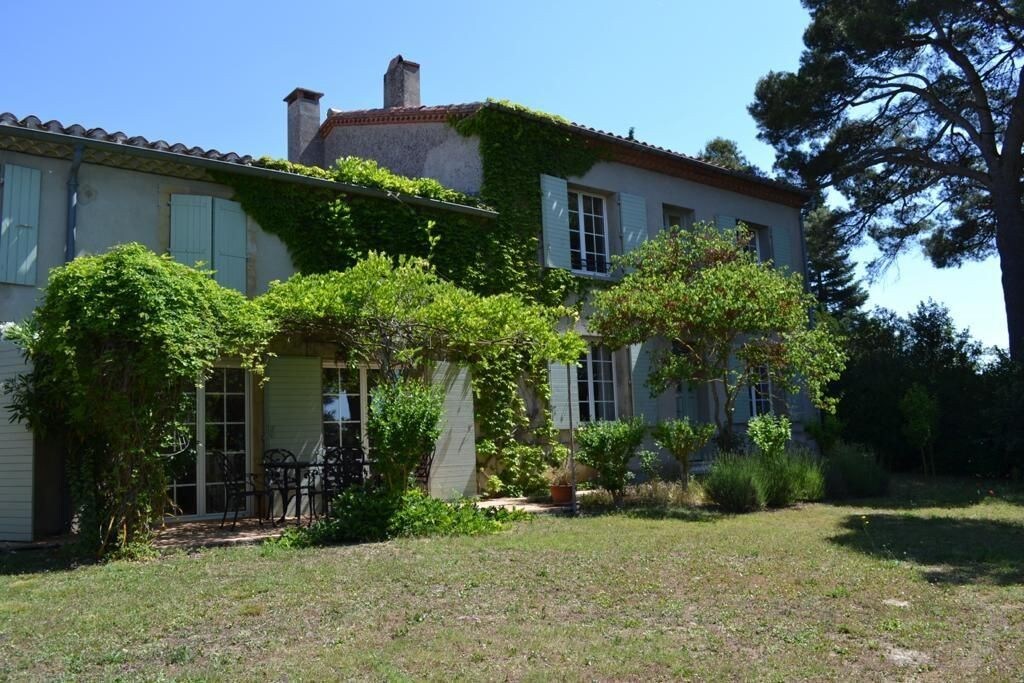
992, 186, 1024, 361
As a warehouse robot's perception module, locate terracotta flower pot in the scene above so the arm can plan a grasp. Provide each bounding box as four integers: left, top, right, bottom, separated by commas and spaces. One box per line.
549, 484, 573, 505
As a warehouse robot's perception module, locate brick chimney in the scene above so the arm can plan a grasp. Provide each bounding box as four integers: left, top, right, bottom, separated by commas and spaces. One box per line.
284, 87, 324, 165
384, 55, 420, 108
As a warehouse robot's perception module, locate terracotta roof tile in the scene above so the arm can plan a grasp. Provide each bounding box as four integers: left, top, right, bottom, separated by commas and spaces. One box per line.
0, 112, 254, 166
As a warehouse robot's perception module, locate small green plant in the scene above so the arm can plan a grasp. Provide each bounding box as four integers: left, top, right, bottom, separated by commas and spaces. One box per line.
757, 454, 802, 508
498, 443, 549, 496
789, 448, 826, 501
747, 414, 792, 460
546, 461, 574, 487
637, 450, 661, 481
704, 455, 766, 513
367, 377, 444, 493
900, 383, 939, 476
575, 418, 647, 503
824, 442, 889, 499
652, 418, 715, 481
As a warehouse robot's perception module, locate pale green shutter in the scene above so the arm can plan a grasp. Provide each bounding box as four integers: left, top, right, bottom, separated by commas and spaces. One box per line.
0, 164, 41, 285
631, 340, 661, 425
540, 174, 571, 270
715, 215, 736, 231
678, 382, 700, 421
264, 356, 323, 457
729, 355, 751, 424
170, 195, 212, 268
213, 198, 247, 293
771, 225, 792, 271
618, 192, 648, 253
430, 363, 476, 498
549, 360, 579, 429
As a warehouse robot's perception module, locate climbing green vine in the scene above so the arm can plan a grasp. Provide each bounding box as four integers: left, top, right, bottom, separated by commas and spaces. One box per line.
215, 101, 604, 469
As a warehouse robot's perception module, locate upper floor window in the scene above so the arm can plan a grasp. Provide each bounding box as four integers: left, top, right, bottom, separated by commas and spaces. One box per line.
578, 344, 616, 422
663, 205, 695, 231
568, 190, 610, 274
737, 220, 769, 262
749, 365, 773, 417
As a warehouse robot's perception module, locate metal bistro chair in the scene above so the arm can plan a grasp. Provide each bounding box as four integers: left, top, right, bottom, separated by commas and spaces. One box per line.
262, 448, 298, 525
213, 450, 264, 530
318, 445, 367, 516
413, 448, 435, 491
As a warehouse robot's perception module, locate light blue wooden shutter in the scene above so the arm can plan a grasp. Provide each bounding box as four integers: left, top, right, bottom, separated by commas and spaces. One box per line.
263, 356, 323, 457
540, 174, 571, 270
549, 360, 579, 429
213, 198, 247, 293
170, 195, 212, 268
631, 340, 660, 425
731, 357, 751, 425
430, 363, 476, 498
677, 382, 700, 421
0, 164, 41, 285
771, 225, 792, 271
715, 215, 736, 232
618, 192, 648, 253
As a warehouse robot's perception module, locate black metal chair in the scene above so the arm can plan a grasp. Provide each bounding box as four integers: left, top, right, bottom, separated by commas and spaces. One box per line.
317, 445, 367, 516
212, 450, 264, 530
413, 448, 435, 491
262, 448, 298, 525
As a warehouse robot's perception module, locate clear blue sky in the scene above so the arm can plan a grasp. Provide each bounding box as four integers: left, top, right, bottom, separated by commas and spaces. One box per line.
1, 0, 1007, 349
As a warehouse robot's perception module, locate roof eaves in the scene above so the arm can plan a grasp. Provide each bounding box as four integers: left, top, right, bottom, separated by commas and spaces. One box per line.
0, 113, 496, 219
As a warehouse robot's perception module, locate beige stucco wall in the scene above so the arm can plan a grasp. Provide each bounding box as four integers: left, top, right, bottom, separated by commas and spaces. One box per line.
0, 149, 297, 324
322, 121, 484, 195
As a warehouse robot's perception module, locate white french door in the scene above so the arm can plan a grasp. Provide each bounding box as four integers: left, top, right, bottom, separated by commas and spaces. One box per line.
166, 367, 251, 518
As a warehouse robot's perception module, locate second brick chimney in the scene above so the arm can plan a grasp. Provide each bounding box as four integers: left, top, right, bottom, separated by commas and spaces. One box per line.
384, 55, 421, 108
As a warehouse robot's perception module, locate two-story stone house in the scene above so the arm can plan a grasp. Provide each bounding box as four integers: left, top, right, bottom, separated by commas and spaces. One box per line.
284, 56, 812, 450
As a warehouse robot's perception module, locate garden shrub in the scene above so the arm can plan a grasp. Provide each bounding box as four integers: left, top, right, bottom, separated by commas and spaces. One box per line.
498, 443, 549, 496
825, 442, 890, 499
3, 244, 270, 556
704, 455, 766, 513
367, 377, 444, 492
790, 449, 826, 501
757, 454, 803, 508
651, 418, 715, 481
270, 487, 529, 548
575, 418, 646, 502
747, 414, 792, 460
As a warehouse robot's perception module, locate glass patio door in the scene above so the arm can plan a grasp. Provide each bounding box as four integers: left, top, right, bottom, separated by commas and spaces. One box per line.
166, 367, 250, 518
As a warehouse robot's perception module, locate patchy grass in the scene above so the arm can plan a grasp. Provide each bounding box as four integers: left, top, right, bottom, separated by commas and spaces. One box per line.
2, 477, 1023, 680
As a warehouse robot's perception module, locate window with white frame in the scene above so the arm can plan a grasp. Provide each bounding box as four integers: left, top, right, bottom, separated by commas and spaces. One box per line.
577, 344, 616, 422
568, 190, 610, 274
321, 366, 381, 449
748, 365, 773, 417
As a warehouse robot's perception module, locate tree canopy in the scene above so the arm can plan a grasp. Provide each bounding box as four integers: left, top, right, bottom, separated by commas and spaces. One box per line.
804, 204, 869, 317
750, 0, 1024, 359
696, 137, 765, 175
589, 223, 846, 445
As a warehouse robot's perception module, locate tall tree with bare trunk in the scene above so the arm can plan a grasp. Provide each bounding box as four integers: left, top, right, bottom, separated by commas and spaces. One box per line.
751, 0, 1024, 359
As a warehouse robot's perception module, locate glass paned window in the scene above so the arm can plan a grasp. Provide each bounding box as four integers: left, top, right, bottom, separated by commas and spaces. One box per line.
577, 345, 616, 422
749, 365, 773, 417
204, 367, 247, 514
323, 367, 364, 448
568, 191, 609, 274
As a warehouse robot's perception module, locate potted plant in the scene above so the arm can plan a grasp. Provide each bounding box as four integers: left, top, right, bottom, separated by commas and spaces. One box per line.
547, 462, 574, 504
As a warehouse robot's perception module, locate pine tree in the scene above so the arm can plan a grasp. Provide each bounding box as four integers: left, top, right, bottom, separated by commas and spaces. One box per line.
804, 204, 867, 318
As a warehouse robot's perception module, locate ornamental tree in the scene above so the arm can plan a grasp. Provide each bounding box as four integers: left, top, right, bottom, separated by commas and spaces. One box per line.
3, 244, 271, 556
750, 0, 1024, 359
589, 223, 846, 447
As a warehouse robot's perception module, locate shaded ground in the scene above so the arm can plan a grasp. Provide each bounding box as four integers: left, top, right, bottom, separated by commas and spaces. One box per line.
1, 477, 1023, 680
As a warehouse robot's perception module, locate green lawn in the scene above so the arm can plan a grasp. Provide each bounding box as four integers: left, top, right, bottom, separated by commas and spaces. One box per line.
2, 477, 1023, 681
